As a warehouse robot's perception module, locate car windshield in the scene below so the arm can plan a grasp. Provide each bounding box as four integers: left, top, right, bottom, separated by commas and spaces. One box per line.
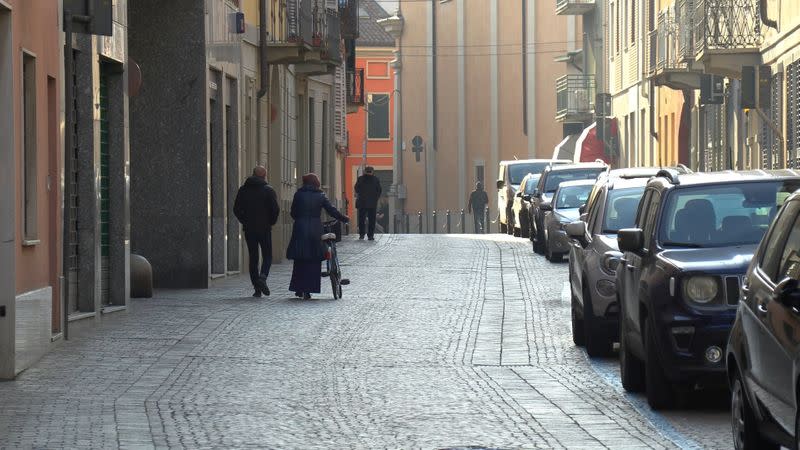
659, 181, 800, 248
555, 185, 592, 209
544, 168, 604, 192
524, 175, 541, 194
602, 187, 644, 233
509, 163, 550, 184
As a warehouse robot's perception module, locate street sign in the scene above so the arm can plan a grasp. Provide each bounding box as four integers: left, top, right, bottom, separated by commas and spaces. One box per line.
63, 0, 113, 36
411, 135, 424, 162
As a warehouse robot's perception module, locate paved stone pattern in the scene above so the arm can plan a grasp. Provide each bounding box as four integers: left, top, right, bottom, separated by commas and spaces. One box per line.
0, 234, 730, 449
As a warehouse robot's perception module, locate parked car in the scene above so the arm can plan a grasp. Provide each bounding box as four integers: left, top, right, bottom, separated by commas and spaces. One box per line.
497, 159, 570, 235
727, 188, 800, 450
566, 168, 661, 356
616, 169, 800, 410
511, 173, 540, 238
541, 179, 594, 262
530, 162, 607, 253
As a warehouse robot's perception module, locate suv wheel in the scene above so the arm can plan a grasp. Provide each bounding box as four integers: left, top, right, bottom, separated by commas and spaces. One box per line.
545, 233, 562, 263
731, 371, 778, 450
620, 305, 644, 392
534, 219, 545, 254
645, 320, 675, 410
583, 287, 612, 357
571, 288, 585, 346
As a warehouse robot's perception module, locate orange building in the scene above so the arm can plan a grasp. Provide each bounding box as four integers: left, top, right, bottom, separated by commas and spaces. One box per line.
344, 0, 395, 222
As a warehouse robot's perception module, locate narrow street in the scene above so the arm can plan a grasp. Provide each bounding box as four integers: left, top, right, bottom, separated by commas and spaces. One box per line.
0, 234, 730, 449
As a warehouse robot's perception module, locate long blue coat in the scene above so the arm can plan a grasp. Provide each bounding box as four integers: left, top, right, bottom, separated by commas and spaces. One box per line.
286, 185, 348, 262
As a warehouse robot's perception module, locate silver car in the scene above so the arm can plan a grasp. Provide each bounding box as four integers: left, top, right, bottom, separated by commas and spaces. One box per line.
565, 171, 656, 356
541, 179, 595, 262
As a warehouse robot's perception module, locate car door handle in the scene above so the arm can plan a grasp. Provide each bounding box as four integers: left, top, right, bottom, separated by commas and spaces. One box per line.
757, 301, 768, 314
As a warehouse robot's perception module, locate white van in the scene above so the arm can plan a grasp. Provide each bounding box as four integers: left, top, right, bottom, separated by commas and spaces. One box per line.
497, 159, 570, 234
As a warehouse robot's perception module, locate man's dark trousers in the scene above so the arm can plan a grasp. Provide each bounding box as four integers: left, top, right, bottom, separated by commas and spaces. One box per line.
245, 230, 272, 288
473, 213, 485, 234
358, 208, 377, 238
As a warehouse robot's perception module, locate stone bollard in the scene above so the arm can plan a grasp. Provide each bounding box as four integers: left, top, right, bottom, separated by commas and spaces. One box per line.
130, 254, 153, 298
460, 209, 466, 233
418, 211, 423, 234
446, 210, 452, 234
432, 210, 438, 234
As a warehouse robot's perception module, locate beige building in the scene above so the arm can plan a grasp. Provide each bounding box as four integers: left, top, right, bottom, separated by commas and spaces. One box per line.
397, 0, 581, 228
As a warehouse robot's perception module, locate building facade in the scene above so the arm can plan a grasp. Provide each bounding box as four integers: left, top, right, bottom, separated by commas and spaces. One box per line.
397, 0, 581, 229
344, 0, 394, 221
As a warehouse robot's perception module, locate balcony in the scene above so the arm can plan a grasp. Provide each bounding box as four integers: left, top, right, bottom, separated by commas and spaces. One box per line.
347, 67, 364, 113
556, 74, 595, 122
340, 0, 359, 39
266, 0, 314, 65
555, 0, 595, 15
647, 6, 703, 90
693, 0, 763, 78
297, 5, 342, 75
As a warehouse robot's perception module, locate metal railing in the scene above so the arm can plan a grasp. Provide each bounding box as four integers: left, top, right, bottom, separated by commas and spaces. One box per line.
340, 0, 359, 39
347, 67, 364, 105
556, 75, 596, 119
652, 13, 688, 74
694, 0, 762, 56
677, 0, 694, 63
287, 0, 314, 45
324, 9, 342, 63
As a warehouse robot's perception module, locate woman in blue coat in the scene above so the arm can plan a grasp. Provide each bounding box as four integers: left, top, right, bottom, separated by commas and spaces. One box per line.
287, 173, 349, 299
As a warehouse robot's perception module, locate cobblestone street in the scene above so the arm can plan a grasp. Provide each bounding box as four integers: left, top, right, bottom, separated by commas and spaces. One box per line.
0, 234, 731, 449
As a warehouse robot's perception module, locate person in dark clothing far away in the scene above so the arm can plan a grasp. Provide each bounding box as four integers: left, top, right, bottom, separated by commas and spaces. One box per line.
233, 166, 280, 297
468, 181, 489, 234
354, 166, 382, 240
287, 173, 349, 300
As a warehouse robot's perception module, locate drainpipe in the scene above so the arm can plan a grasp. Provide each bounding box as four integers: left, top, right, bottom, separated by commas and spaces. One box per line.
257, 0, 268, 171
760, 0, 777, 29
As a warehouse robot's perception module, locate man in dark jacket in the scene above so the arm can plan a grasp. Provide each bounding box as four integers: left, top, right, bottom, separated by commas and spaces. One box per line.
354, 166, 382, 240
234, 166, 280, 297
468, 181, 489, 233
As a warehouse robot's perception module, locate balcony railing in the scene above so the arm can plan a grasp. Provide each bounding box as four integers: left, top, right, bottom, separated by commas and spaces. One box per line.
650, 13, 688, 74
555, 0, 595, 15
556, 75, 595, 120
288, 0, 314, 46
323, 9, 342, 64
694, 0, 762, 57
347, 67, 364, 106
676, 0, 694, 63
340, 0, 359, 39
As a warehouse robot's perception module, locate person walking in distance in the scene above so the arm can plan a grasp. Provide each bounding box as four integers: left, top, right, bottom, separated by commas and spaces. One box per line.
234, 166, 280, 297
468, 181, 489, 233
354, 166, 382, 240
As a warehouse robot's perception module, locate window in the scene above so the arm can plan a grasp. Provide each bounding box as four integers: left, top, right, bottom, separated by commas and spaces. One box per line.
367, 93, 390, 139
779, 212, 800, 280
555, 185, 592, 210
630, 0, 636, 45
641, 191, 661, 252
544, 169, 604, 193
22, 51, 37, 242
475, 163, 484, 185
612, 3, 618, 54
602, 187, 645, 233
309, 97, 315, 173
761, 202, 800, 282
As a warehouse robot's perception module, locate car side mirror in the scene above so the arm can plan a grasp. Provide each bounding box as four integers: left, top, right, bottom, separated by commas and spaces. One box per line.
565, 221, 588, 247
776, 277, 800, 309
515, 192, 522, 198
579, 204, 587, 215
496, 179, 504, 190
579, 213, 588, 222
618, 228, 645, 255
540, 202, 553, 212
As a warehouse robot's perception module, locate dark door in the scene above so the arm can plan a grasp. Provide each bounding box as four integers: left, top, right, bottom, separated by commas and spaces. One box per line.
760, 201, 800, 432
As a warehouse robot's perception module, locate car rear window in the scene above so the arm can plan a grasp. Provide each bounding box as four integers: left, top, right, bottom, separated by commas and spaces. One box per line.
602, 187, 645, 233
659, 180, 800, 248
544, 168, 604, 192
509, 163, 550, 184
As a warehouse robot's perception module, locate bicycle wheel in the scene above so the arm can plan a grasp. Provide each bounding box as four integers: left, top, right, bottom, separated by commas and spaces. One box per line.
330, 260, 341, 299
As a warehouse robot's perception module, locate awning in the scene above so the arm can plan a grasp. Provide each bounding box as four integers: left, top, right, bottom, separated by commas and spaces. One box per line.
574, 119, 617, 164
552, 135, 580, 161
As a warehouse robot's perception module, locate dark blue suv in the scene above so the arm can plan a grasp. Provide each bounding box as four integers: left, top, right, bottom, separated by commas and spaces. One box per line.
616, 170, 800, 410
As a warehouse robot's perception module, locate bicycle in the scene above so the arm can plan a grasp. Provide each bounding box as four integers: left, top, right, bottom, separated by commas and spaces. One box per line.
322, 219, 350, 299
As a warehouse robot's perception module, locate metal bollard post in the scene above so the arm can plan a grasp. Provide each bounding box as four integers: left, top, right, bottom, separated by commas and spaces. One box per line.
405, 213, 410, 234
432, 210, 438, 234
485, 207, 490, 234
460, 209, 466, 233
418, 211, 423, 234
446, 210, 452, 234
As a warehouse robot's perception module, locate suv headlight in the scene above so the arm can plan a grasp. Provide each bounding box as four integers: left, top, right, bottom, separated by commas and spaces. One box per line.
683, 276, 719, 304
